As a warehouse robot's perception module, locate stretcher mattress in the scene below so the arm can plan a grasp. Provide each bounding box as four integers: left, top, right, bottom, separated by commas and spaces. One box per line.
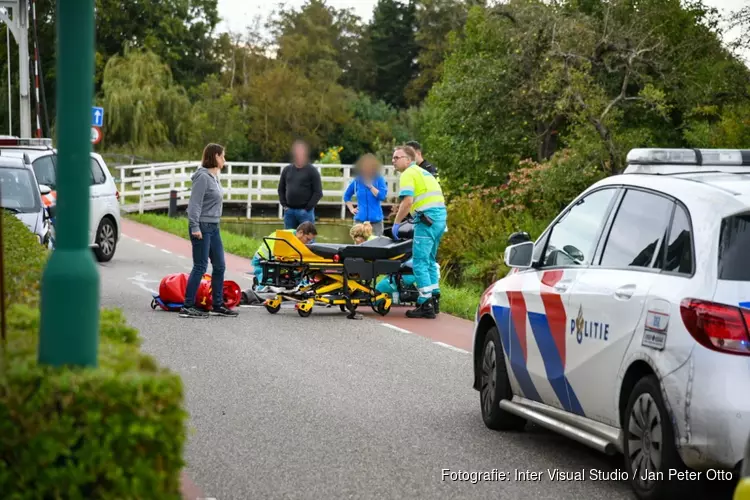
307, 237, 412, 260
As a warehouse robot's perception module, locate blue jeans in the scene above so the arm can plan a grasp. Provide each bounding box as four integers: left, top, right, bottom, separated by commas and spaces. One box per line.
185, 222, 226, 308
412, 208, 447, 304
284, 207, 315, 229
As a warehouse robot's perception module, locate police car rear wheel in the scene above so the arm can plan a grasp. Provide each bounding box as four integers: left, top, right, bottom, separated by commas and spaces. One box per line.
623, 376, 693, 500
480, 326, 525, 431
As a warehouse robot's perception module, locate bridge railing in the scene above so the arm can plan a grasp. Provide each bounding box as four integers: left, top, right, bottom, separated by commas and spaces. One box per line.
116, 162, 401, 219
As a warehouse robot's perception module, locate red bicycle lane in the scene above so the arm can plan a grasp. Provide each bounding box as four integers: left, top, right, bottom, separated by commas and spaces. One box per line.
120, 219, 476, 352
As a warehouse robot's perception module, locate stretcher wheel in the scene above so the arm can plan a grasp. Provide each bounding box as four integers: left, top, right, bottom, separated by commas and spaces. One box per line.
297, 307, 312, 318
340, 304, 358, 313
372, 301, 391, 316
265, 302, 281, 314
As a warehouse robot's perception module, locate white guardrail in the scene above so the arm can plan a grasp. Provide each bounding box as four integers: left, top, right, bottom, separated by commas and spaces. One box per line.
115, 162, 401, 219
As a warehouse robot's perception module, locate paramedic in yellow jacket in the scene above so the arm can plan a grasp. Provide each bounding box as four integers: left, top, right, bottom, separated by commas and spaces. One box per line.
252, 221, 317, 291
390, 145, 447, 319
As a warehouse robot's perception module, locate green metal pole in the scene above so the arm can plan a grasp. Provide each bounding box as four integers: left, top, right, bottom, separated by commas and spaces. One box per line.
38, 0, 99, 367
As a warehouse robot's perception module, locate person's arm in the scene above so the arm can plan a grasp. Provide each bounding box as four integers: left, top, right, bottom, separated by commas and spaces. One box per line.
187, 174, 208, 238
278, 166, 288, 208
372, 176, 388, 201
343, 180, 357, 215
394, 170, 415, 225
306, 167, 323, 211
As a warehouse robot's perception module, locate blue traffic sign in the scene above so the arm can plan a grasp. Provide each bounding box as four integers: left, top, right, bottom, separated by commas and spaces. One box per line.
92, 106, 104, 127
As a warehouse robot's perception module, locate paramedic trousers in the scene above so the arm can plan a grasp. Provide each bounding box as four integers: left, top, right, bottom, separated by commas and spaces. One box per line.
185, 222, 225, 308
251, 253, 263, 284
412, 207, 447, 304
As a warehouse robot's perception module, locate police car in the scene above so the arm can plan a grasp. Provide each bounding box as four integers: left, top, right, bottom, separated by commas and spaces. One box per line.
0, 137, 121, 261
473, 148, 750, 500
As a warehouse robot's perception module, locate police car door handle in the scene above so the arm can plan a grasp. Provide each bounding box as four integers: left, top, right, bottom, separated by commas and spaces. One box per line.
554, 281, 571, 293
614, 285, 635, 300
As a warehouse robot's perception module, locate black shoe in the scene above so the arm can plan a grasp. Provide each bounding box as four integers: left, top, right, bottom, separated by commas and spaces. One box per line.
179, 307, 208, 318
406, 301, 436, 319
432, 294, 441, 314
211, 305, 238, 317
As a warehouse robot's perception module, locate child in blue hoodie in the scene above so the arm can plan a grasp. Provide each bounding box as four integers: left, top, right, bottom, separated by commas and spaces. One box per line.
344, 153, 388, 236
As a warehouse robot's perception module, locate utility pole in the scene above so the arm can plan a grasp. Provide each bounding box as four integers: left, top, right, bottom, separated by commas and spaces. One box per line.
38, 0, 98, 367
0, 0, 31, 138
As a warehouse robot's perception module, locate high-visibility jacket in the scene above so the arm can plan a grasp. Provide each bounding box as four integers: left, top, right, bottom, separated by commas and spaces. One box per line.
398, 163, 445, 215
255, 229, 295, 259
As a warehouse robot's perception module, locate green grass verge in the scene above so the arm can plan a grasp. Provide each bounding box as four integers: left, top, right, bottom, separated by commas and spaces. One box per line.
127, 213, 262, 258
129, 213, 483, 320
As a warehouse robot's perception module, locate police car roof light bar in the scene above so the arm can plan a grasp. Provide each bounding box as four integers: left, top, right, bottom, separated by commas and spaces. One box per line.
625, 148, 750, 174
0, 136, 53, 147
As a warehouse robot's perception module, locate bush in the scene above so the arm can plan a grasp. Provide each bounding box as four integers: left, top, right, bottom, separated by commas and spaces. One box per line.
2, 212, 48, 308
0, 212, 187, 499
440, 149, 606, 286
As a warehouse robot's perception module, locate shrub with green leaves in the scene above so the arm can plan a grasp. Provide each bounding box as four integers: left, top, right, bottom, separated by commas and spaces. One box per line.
0, 212, 187, 499
2, 211, 48, 308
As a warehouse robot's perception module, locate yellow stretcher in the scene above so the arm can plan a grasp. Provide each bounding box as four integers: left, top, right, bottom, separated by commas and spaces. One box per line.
257, 230, 413, 319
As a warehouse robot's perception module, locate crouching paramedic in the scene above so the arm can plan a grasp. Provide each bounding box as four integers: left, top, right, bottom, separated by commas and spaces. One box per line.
390, 145, 447, 319
251, 221, 317, 290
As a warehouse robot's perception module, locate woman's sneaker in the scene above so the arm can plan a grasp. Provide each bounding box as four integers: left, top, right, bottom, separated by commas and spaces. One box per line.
179, 307, 208, 318
211, 306, 239, 317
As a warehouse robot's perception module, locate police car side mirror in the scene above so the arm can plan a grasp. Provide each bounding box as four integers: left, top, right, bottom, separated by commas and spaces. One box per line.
507, 231, 530, 245
504, 241, 534, 269
39, 184, 51, 195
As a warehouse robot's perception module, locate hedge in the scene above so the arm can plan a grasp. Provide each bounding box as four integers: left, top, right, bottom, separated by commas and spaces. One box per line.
0, 212, 188, 499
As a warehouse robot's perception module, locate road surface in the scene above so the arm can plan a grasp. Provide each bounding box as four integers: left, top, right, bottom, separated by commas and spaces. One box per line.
97, 220, 735, 500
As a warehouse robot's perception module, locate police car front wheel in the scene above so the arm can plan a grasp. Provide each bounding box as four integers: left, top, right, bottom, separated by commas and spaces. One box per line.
479, 326, 526, 431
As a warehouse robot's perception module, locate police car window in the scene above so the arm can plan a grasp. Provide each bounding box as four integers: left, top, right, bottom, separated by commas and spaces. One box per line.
0, 167, 41, 213
658, 204, 693, 275
90, 158, 106, 185
32, 156, 56, 189
599, 190, 673, 269
718, 214, 750, 281
542, 188, 616, 267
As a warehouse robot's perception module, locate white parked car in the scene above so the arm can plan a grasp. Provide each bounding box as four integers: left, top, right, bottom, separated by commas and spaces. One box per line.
473, 148, 750, 500
0, 138, 121, 261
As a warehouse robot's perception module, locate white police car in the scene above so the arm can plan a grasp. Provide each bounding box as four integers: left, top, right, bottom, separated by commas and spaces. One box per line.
473, 148, 750, 500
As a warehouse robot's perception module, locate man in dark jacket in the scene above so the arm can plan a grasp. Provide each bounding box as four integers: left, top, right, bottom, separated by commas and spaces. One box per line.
278, 140, 323, 229
406, 141, 437, 177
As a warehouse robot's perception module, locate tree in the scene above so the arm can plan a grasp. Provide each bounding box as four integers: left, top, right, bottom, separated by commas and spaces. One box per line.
405, 0, 478, 104
99, 49, 192, 149
366, 0, 419, 108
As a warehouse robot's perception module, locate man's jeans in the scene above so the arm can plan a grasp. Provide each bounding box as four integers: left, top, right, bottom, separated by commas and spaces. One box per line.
284, 207, 315, 229
185, 222, 226, 309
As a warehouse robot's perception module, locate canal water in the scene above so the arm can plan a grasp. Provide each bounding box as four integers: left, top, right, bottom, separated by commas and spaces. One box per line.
222, 219, 354, 244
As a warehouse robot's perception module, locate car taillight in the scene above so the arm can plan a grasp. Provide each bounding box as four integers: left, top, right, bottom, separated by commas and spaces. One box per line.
333, 254, 340, 262
115, 190, 120, 202
680, 299, 750, 356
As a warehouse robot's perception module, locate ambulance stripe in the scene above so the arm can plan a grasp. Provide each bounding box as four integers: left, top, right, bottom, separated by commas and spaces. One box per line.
527, 312, 584, 416
492, 305, 541, 403
507, 291, 527, 362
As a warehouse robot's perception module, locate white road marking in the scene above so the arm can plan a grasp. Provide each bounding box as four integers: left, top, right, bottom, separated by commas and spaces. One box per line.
145, 243, 156, 248
128, 271, 160, 295
132, 238, 141, 243
381, 323, 412, 334
433, 342, 469, 354
178, 255, 187, 259
161, 249, 172, 254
